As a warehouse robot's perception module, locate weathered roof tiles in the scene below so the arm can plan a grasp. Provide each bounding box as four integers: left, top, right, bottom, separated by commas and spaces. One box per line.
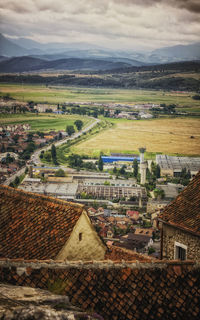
0, 185, 84, 260
159, 171, 200, 236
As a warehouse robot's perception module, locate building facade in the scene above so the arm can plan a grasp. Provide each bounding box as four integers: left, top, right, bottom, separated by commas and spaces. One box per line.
159, 171, 200, 260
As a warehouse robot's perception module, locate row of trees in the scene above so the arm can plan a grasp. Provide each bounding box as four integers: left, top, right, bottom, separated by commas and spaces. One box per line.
66, 120, 84, 136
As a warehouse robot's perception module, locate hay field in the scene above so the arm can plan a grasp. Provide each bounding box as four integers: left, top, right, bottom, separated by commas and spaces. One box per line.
72, 118, 200, 156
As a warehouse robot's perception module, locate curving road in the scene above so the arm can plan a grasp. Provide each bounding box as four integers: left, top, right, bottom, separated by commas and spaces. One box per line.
31, 117, 100, 166
3, 117, 100, 185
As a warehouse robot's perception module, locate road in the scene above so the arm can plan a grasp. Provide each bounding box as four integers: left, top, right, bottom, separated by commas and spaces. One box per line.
3, 166, 26, 186
31, 117, 100, 166
3, 117, 100, 185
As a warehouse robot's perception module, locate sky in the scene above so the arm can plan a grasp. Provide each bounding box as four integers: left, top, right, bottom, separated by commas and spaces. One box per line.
0, 0, 200, 51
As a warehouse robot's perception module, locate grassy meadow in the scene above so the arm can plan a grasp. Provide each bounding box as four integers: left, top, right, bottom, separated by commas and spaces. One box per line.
0, 83, 200, 109
71, 117, 200, 157
0, 113, 92, 132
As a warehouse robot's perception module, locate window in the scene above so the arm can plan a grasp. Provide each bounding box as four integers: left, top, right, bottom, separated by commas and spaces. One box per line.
79, 233, 82, 241
174, 242, 187, 260
177, 247, 186, 260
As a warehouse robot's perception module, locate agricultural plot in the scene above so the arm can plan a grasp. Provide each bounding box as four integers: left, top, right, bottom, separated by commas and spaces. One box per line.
0, 83, 200, 108
71, 118, 200, 157
0, 113, 92, 132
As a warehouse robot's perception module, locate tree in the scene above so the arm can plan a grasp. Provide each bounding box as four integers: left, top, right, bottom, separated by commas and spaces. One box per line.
113, 166, 117, 174
192, 95, 200, 100
44, 151, 52, 162
133, 159, 138, 178
51, 144, 58, 165
119, 165, 126, 175
156, 164, 161, 178
74, 120, 83, 131
154, 188, 165, 199
98, 156, 103, 171
55, 169, 65, 177
27, 133, 33, 142
9, 182, 15, 188
51, 144, 56, 159
13, 134, 19, 144
26, 142, 36, 153
66, 125, 75, 136
14, 176, 20, 186
68, 154, 83, 168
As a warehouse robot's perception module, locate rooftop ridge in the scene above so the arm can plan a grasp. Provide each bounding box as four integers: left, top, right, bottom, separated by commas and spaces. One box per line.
0, 185, 84, 209
0, 257, 198, 269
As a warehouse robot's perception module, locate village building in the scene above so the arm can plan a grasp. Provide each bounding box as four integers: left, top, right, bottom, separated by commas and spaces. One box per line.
147, 199, 169, 214
34, 104, 57, 113
114, 232, 154, 253
159, 171, 200, 260
77, 183, 147, 203
156, 154, 200, 177
0, 185, 106, 261
156, 183, 185, 200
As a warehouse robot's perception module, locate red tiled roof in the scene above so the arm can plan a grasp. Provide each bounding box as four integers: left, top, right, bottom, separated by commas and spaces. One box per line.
105, 245, 154, 262
0, 185, 85, 259
160, 171, 200, 236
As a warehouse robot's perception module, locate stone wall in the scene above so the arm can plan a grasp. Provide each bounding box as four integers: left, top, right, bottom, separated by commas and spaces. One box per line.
0, 258, 199, 320
162, 224, 200, 260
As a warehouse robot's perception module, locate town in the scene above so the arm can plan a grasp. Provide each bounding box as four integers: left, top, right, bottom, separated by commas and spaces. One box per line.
1, 107, 200, 265
0, 3, 200, 317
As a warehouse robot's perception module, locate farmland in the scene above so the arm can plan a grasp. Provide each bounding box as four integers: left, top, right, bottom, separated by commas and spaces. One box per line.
0, 83, 200, 109
0, 113, 92, 132
71, 117, 200, 157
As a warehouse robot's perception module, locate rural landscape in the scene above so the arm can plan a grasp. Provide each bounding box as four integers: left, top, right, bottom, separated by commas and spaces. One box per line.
0, 1, 200, 319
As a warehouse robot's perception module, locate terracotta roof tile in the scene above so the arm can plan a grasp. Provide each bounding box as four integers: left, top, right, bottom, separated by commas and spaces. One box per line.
0, 185, 84, 260
160, 171, 200, 235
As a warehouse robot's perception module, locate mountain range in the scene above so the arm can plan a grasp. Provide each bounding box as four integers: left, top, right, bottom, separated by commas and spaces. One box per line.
0, 33, 200, 71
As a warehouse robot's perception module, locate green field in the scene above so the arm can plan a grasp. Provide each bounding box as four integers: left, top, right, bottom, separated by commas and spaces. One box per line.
0, 83, 200, 109
0, 113, 92, 132
71, 117, 200, 157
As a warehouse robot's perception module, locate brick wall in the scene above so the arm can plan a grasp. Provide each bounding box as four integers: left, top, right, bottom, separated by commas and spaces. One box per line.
0, 259, 199, 320
162, 224, 200, 260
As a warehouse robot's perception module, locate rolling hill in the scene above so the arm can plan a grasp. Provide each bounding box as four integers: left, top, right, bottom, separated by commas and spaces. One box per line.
0, 56, 135, 73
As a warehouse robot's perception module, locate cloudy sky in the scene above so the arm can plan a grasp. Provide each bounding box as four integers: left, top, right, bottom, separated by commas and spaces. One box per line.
0, 0, 200, 51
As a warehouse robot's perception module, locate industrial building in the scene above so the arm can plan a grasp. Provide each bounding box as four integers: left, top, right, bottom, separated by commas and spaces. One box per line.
77, 184, 147, 202
156, 155, 200, 177
19, 177, 78, 200
102, 153, 139, 163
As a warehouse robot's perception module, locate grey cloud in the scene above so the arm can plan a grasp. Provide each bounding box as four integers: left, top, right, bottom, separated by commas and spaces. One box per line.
176, 0, 200, 13
112, 0, 200, 13
0, 0, 199, 51
0, 1, 34, 14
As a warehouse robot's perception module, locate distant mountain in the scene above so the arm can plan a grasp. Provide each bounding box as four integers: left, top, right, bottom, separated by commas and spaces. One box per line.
9, 37, 44, 51
0, 56, 8, 63
0, 56, 135, 73
0, 33, 29, 57
150, 42, 200, 63
2, 33, 200, 65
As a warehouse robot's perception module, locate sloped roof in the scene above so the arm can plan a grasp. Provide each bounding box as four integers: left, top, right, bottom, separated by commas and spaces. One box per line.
160, 171, 200, 236
0, 185, 85, 259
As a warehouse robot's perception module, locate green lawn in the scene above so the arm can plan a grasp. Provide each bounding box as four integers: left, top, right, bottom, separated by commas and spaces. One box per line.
0, 113, 92, 132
